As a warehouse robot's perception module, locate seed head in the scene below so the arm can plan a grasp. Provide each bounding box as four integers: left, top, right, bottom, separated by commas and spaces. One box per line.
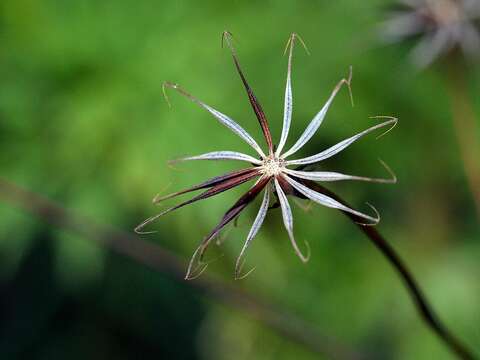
136, 32, 397, 280
380, 0, 480, 67
261, 156, 285, 177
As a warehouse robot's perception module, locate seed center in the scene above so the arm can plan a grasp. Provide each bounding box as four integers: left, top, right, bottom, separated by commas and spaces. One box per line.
262, 156, 285, 177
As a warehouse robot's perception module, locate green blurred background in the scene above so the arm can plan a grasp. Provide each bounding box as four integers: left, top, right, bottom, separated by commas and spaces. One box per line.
1, 0, 479, 359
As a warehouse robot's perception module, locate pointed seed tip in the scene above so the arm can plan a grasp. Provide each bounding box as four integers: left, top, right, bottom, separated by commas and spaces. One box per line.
235, 266, 256, 280
283, 32, 309, 56
302, 240, 311, 262
296, 33, 310, 55
134, 227, 157, 235
378, 158, 398, 184
367, 202, 381, 224
221, 31, 234, 47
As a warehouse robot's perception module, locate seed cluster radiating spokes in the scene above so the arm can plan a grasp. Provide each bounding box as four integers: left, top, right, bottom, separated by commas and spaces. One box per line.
136, 32, 397, 280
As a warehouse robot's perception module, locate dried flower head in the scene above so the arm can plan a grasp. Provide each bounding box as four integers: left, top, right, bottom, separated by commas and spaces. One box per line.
136, 32, 397, 280
380, 0, 480, 67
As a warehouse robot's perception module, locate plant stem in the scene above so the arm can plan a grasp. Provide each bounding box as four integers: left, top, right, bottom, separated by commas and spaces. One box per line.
444, 56, 480, 220
2, 176, 475, 358
0, 177, 365, 360
304, 180, 476, 360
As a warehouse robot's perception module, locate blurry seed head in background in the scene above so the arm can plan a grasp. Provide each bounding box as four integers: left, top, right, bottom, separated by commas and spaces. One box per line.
380, 0, 480, 67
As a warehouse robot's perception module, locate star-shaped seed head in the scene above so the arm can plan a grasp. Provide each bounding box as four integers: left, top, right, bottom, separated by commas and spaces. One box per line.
380, 0, 480, 67
136, 32, 397, 280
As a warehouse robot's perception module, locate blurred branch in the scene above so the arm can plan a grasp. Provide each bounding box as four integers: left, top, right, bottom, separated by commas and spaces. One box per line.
304, 180, 476, 360
444, 55, 480, 220
0, 177, 366, 360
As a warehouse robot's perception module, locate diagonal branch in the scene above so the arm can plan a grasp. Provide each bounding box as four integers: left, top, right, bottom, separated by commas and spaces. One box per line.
301, 179, 476, 360
0, 177, 366, 360
444, 55, 480, 220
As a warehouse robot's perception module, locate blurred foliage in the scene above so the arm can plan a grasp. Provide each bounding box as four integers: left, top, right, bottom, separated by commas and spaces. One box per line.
0, 0, 479, 359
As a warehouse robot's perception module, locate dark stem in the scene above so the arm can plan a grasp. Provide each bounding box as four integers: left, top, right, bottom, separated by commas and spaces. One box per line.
222, 31, 274, 154
304, 180, 476, 360
0, 177, 366, 360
